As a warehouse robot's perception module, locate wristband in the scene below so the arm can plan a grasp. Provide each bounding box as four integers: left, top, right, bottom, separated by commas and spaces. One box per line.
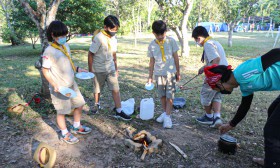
76, 66, 79, 72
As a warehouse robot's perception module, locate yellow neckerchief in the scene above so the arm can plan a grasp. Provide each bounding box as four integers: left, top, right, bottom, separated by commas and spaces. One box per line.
100, 29, 112, 51
50, 42, 76, 72
202, 36, 212, 46
92, 29, 101, 41
155, 39, 166, 62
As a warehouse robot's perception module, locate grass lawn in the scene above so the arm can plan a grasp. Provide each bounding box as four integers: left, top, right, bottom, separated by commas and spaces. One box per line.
0, 31, 279, 167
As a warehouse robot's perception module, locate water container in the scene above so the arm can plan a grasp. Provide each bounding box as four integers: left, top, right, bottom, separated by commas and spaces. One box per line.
140, 98, 154, 120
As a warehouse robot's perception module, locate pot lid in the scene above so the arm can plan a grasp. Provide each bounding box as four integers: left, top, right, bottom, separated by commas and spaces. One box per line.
220, 134, 237, 143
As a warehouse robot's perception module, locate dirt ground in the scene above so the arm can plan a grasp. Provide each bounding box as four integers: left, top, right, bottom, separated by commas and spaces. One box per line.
0, 96, 264, 168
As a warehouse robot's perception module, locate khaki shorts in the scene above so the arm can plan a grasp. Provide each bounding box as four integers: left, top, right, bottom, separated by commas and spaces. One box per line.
93, 71, 119, 93
155, 73, 176, 99
50, 81, 85, 115
200, 83, 222, 106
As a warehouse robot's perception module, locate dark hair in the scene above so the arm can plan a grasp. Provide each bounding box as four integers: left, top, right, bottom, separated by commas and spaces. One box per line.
192, 26, 209, 39
209, 65, 232, 83
104, 15, 120, 29
152, 20, 167, 34
46, 21, 68, 42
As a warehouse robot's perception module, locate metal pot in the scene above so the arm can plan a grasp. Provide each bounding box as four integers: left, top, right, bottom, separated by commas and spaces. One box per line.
218, 134, 237, 155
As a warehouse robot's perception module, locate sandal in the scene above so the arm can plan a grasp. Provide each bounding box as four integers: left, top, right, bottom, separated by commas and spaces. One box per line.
60, 132, 79, 144
253, 157, 264, 166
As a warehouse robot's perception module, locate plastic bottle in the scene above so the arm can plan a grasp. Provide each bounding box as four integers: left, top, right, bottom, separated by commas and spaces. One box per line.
140, 98, 154, 120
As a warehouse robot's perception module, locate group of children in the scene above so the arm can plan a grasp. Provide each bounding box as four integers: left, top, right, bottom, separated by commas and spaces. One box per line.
41, 14, 280, 166
42, 15, 228, 144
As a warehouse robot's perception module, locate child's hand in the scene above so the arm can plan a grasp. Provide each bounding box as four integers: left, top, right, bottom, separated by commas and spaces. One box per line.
147, 78, 153, 84
53, 84, 59, 92
176, 72, 181, 82
78, 68, 88, 73
198, 66, 204, 75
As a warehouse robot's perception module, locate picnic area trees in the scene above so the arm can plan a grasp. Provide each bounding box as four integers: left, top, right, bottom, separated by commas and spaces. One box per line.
0, 0, 20, 45
56, 0, 105, 36
220, 0, 258, 47
13, 1, 39, 49
155, 0, 194, 57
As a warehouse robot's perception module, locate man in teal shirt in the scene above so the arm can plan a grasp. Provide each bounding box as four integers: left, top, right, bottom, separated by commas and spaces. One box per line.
203, 48, 280, 167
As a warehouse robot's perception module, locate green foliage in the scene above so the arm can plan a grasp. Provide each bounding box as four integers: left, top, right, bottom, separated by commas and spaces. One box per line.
154, 0, 186, 29
0, 0, 38, 45
56, 0, 105, 34
271, 9, 280, 23
106, 0, 157, 34
13, 1, 38, 43
1, 26, 20, 44
255, 0, 279, 17
189, 0, 226, 28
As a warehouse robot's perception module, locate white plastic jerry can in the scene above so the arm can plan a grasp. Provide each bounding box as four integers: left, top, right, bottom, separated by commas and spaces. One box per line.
140, 98, 155, 120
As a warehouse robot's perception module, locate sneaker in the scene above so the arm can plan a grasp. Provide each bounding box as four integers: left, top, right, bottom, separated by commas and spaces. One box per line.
113, 108, 132, 121
196, 114, 213, 125
163, 116, 172, 128
156, 112, 166, 123
70, 125, 92, 135
91, 104, 101, 114
60, 132, 79, 144
209, 117, 223, 128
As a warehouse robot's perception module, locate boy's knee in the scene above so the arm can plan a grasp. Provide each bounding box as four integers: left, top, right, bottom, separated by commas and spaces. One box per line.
75, 106, 83, 111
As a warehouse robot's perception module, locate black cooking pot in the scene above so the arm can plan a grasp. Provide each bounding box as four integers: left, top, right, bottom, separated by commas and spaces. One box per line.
218, 134, 237, 155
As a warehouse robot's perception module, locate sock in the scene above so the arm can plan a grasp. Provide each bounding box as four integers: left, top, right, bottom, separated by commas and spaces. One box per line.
165, 114, 171, 118
214, 112, 221, 119
73, 121, 80, 128
116, 108, 122, 113
206, 113, 214, 118
95, 102, 100, 105
61, 129, 69, 136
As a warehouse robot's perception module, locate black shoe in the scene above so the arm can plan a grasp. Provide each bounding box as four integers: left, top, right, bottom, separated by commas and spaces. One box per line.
196, 114, 213, 125
113, 108, 132, 121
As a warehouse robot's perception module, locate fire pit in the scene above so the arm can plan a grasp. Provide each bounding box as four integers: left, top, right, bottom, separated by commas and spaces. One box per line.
124, 128, 162, 160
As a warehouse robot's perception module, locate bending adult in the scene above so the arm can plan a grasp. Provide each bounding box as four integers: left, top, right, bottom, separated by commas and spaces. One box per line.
203, 48, 280, 167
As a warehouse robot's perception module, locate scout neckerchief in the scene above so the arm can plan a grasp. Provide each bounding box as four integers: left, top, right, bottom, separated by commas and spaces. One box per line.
201, 36, 212, 63
155, 39, 166, 62
100, 29, 112, 51
50, 42, 76, 72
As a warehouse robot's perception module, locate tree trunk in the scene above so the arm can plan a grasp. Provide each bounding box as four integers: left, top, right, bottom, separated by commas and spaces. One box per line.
132, 7, 137, 48
179, 0, 194, 57
228, 22, 234, 47
147, 0, 154, 30
19, 0, 62, 99
198, 0, 202, 23
181, 27, 190, 57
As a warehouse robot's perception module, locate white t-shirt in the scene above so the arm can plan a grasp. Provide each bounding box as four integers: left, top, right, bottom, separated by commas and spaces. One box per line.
147, 36, 179, 75
89, 32, 117, 72
204, 40, 228, 66
42, 43, 74, 87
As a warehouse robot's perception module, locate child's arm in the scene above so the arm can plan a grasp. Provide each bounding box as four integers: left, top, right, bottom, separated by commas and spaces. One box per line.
42, 68, 59, 92
148, 57, 155, 83
113, 51, 119, 77
210, 57, 220, 65
88, 51, 94, 72
173, 51, 180, 82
